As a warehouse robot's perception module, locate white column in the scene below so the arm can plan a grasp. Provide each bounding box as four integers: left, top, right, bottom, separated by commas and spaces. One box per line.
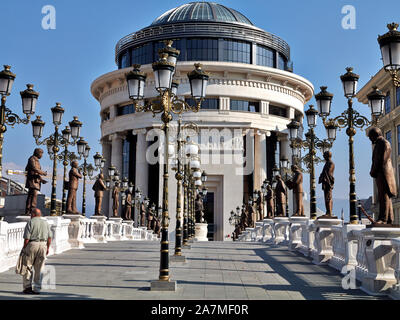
109, 133, 124, 216
254, 132, 267, 189
260, 101, 269, 115
102, 139, 112, 217
219, 97, 230, 111
135, 131, 149, 197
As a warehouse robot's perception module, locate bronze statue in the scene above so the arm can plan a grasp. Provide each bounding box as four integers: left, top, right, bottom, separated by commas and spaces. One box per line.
318, 151, 336, 218
275, 175, 287, 216
266, 184, 275, 218
123, 190, 132, 220
256, 191, 263, 221
66, 160, 82, 214
92, 173, 106, 216
195, 194, 205, 223
25, 148, 47, 215
140, 202, 146, 227
147, 206, 154, 230
247, 203, 256, 228
154, 218, 161, 236
112, 182, 120, 217
369, 127, 397, 225
287, 165, 304, 216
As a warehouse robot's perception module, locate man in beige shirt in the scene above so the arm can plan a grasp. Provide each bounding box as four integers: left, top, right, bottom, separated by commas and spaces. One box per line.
21, 208, 52, 294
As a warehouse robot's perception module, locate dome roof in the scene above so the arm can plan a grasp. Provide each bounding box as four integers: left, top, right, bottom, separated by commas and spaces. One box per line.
151, 2, 254, 26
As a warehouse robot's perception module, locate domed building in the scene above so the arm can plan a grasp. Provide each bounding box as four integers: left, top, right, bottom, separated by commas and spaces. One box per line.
91, 2, 314, 241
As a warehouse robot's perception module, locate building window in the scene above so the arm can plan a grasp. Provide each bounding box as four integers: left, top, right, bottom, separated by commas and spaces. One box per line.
186, 38, 218, 61
230, 100, 259, 112
278, 53, 286, 70
185, 98, 219, 110
222, 39, 251, 64
117, 104, 135, 116
102, 110, 110, 122
120, 50, 130, 69
269, 105, 287, 118
256, 45, 275, 67
385, 92, 391, 114
397, 87, 400, 107
386, 130, 392, 145
131, 43, 153, 65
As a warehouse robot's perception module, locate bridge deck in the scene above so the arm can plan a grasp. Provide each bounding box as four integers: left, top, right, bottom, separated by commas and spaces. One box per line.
0, 241, 384, 300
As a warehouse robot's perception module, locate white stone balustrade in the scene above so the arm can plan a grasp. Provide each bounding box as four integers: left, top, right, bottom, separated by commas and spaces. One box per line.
262, 219, 274, 243
273, 217, 289, 245
288, 217, 309, 251
255, 222, 264, 242
390, 238, 400, 299
311, 219, 342, 265
46, 216, 71, 254
0, 221, 26, 272
359, 228, 400, 295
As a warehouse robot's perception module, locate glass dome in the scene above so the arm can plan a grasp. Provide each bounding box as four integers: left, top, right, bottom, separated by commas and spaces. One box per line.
151, 2, 254, 26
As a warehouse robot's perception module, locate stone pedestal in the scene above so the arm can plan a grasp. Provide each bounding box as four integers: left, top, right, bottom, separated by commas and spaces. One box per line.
194, 223, 208, 242
255, 222, 264, 242
333, 224, 366, 273
122, 220, 134, 240
170, 254, 186, 262
390, 238, 400, 300
273, 217, 290, 245
289, 216, 309, 251
90, 215, 108, 243
244, 228, 255, 242
312, 219, 342, 265
108, 217, 123, 240
359, 228, 400, 295
151, 279, 177, 291
46, 216, 71, 254
262, 219, 274, 243
63, 214, 85, 249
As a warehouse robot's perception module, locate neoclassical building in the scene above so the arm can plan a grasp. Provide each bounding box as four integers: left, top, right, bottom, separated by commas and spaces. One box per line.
91, 2, 314, 241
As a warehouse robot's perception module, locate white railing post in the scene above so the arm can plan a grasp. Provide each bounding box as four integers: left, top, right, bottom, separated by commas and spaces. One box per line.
262, 218, 274, 243
288, 216, 309, 251
311, 219, 342, 265
273, 217, 290, 245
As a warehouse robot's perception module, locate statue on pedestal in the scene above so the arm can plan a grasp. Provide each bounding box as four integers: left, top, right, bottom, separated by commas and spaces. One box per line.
147, 206, 154, 230
140, 202, 146, 227
66, 160, 82, 214
123, 190, 132, 220
112, 182, 120, 217
256, 191, 263, 221
369, 127, 397, 225
247, 203, 256, 228
25, 148, 47, 215
266, 184, 275, 218
195, 194, 205, 223
92, 173, 106, 216
318, 151, 336, 218
287, 165, 304, 216
275, 175, 287, 217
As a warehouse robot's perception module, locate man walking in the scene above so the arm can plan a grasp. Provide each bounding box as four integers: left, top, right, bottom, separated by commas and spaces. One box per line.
21, 208, 52, 294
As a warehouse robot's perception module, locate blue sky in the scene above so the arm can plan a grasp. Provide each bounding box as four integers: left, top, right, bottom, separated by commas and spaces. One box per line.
1, 0, 399, 217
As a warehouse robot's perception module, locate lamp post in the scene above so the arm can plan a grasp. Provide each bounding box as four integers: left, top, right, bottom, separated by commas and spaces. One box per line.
81, 150, 105, 216
125, 40, 209, 284
378, 23, 400, 87
0, 65, 39, 178
31, 104, 83, 216
60, 122, 82, 215
286, 105, 335, 219
315, 67, 385, 223
272, 166, 279, 215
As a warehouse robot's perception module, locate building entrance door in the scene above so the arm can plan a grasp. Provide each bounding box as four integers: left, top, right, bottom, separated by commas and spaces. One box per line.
204, 192, 214, 241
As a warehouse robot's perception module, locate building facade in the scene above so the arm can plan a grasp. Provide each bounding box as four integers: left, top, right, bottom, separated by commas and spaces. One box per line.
91, 2, 314, 240
357, 68, 400, 224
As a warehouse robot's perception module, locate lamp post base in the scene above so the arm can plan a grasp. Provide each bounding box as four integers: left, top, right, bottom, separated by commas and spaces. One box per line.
170, 255, 186, 262
150, 279, 177, 291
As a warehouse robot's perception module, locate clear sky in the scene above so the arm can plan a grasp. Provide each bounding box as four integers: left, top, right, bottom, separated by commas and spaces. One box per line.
1, 0, 399, 217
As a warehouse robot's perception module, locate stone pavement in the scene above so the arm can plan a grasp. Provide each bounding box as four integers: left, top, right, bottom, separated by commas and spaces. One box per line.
0, 241, 387, 300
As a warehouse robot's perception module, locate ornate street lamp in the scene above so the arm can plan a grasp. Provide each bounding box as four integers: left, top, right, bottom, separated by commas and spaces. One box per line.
315, 67, 383, 223
378, 23, 400, 87
0, 65, 39, 178
32, 104, 83, 216
125, 40, 209, 286
287, 104, 335, 219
